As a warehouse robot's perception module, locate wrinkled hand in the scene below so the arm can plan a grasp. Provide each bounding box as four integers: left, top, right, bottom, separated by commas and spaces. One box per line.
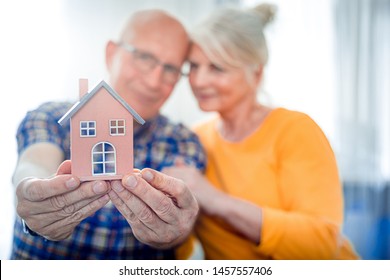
162, 165, 222, 214
16, 160, 110, 240
109, 168, 199, 249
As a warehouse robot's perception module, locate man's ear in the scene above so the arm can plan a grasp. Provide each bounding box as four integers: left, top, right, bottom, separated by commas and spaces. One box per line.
105, 41, 117, 71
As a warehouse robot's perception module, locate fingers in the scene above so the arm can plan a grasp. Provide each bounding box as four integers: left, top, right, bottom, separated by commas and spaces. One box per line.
56, 180, 110, 211
25, 194, 110, 241
56, 160, 72, 175
108, 184, 142, 226
126, 173, 182, 221
108, 182, 178, 248
140, 168, 195, 209
17, 175, 81, 203
111, 178, 174, 225
15, 159, 113, 241
19, 180, 111, 216
97, 170, 199, 248
109, 181, 169, 246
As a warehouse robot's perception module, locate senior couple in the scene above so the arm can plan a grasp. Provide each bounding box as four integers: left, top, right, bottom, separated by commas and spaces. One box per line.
12, 5, 358, 260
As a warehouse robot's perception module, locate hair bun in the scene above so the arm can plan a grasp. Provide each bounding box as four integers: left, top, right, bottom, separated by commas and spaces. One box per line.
251, 3, 277, 26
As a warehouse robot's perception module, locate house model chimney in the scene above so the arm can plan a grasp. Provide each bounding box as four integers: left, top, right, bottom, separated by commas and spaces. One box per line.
79, 78, 89, 99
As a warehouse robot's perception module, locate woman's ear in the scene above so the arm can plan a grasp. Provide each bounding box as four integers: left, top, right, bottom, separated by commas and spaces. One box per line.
254, 65, 264, 85
105, 41, 117, 71
248, 65, 263, 89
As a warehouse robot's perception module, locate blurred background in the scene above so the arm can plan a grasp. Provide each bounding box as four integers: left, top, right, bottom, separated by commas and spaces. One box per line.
0, 0, 389, 259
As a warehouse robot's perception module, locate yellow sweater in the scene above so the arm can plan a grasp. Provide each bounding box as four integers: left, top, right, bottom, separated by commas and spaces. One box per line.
193, 108, 358, 260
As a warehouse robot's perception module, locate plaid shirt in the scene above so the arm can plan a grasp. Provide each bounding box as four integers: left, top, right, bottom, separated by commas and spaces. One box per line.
11, 101, 206, 259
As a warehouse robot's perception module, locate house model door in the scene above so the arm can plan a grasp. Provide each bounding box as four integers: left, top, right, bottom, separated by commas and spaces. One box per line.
92, 142, 116, 176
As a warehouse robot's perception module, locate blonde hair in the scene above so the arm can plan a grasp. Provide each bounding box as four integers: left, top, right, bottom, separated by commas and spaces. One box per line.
190, 3, 276, 70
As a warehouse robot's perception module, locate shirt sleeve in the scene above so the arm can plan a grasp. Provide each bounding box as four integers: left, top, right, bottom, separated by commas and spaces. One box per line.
16, 102, 71, 157
258, 114, 345, 259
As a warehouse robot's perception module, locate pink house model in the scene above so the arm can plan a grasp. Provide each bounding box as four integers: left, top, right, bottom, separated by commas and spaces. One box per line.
58, 79, 145, 181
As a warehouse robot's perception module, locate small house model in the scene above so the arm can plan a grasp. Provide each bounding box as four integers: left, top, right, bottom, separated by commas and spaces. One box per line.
58, 79, 145, 181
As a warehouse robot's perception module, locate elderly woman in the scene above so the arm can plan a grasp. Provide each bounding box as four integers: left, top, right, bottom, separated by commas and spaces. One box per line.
164, 4, 359, 259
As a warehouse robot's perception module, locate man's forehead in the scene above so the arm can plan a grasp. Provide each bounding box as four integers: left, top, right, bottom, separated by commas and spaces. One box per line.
125, 29, 188, 57
120, 11, 187, 42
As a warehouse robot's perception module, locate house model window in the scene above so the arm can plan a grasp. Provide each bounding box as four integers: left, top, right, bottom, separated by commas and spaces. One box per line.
110, 119, 125, 136
80, 121, 96, 137
58, 79, 145, 181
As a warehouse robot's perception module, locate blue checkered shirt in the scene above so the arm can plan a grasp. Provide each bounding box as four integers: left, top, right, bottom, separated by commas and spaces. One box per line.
11, 101, 206, 259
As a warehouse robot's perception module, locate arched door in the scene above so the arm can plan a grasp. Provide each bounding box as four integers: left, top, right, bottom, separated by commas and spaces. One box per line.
92, 142, 116, 175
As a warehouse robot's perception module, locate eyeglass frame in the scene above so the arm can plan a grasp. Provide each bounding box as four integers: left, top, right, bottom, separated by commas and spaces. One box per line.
117, 42, 187, 85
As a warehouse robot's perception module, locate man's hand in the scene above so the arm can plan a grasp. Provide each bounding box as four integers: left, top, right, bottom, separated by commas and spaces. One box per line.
109, 168, 199, 249
16, 160, 110, 240
162, 165, 222, 215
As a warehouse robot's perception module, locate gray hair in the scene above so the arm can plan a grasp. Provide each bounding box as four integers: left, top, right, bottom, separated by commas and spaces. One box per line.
190, 4, 276, 70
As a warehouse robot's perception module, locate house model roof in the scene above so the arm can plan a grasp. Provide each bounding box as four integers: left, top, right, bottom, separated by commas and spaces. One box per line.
58, 80, 145, 126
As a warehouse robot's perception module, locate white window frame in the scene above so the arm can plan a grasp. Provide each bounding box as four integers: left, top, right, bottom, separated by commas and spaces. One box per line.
80, 121, 96, 137
91, 142, 116, 175
109, 119, 126, 136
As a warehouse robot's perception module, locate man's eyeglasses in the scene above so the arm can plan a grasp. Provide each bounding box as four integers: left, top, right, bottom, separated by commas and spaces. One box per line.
118, 42, 185, 85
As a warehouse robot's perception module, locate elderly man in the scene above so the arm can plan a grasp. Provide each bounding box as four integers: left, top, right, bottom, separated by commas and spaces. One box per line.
11, 9, 205, 259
